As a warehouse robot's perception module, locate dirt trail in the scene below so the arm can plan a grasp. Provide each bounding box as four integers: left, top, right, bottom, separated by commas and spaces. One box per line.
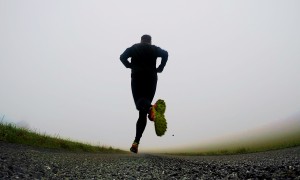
1, 141, 299, 179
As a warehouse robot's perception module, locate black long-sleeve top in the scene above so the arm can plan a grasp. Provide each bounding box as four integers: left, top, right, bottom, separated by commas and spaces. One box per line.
120, 43, 168, 74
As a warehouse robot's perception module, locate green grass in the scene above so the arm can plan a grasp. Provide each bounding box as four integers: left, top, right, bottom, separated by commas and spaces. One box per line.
2, 120, 300, 156
0, 122, 126, 153
167, 131, 300, 156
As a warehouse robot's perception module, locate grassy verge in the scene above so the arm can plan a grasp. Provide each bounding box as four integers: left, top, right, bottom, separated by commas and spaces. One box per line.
0, 122, 126, 153
167, 131, 300, 156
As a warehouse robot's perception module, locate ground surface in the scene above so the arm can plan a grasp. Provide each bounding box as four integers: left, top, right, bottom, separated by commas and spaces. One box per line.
0, 141, 300, 179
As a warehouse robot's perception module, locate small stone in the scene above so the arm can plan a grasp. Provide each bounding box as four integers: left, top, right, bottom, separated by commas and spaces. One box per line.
170, 172, 178, 177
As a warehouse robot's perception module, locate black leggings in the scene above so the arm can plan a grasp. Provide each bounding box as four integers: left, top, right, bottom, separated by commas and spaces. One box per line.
131, 73, 157, 143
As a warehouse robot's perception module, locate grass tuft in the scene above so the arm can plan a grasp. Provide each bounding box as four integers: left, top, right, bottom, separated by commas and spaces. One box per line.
0, 122, 126, 153
166, 133, 300, 156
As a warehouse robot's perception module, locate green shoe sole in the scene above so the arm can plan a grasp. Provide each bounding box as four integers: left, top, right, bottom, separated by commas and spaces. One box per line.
155, 99, 166, 114
154, 99, 167, 136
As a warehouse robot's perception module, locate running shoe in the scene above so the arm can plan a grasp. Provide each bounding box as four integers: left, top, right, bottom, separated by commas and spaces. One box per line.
148, 99, 167, 136
130, 142, 139, 153
148, 104, 157, 122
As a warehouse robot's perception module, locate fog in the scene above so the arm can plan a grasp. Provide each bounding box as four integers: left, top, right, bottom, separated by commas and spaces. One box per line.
1, 0, 300, 151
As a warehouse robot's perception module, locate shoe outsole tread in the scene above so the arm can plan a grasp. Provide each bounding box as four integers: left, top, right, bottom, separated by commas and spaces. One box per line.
153, 99, 167, 136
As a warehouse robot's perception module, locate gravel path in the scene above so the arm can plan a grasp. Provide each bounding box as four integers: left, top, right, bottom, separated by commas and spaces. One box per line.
1, 141, 299, 179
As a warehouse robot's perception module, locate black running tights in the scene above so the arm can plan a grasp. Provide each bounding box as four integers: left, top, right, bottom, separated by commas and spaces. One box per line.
131, 73, 157, 143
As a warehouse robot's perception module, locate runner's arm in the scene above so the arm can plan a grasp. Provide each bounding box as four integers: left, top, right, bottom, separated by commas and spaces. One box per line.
120, 48, 132, 68
156, 47, 168, 73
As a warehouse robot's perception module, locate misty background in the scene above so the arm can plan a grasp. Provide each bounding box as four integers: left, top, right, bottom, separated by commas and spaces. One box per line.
1, 1, 300, 151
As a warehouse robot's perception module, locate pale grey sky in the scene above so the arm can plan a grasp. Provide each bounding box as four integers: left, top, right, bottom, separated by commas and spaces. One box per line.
1, 0, 300, 151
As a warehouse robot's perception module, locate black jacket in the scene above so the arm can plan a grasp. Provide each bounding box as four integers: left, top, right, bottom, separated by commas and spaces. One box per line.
120, 43, 168, 74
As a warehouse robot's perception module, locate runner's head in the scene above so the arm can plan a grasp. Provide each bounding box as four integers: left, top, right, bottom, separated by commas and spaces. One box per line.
141, 34, 151, 44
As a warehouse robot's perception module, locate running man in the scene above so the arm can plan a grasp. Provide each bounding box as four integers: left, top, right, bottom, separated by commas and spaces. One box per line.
120, 35, 168, 153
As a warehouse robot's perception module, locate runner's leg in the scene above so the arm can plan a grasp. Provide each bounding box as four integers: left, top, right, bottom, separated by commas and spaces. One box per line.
134, 111, 147, 143
131, 74, 157, 143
